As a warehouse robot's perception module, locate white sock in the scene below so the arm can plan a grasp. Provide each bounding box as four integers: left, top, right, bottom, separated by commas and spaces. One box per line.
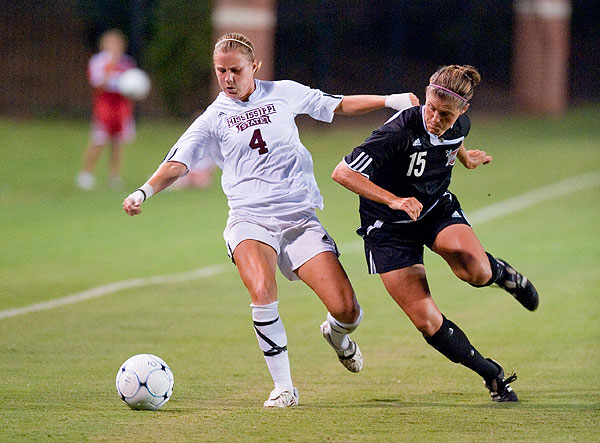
251, 301, 294, 392
326, 308, 364, 351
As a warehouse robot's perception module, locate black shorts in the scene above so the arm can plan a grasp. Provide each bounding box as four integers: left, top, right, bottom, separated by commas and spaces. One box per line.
358, 192, 471, 274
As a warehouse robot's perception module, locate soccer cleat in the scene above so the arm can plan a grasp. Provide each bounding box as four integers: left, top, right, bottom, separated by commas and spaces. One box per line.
483, 359, 518, 402
263, 387, 299, 408
497, 259, 539, 311
320, 321, 363, 373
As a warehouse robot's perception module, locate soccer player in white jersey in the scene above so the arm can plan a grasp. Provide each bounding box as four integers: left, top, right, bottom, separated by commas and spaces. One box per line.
123, 32, 419, 408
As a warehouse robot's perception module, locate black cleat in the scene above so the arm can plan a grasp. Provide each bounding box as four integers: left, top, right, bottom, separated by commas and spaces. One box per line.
484, 359, 518, 402
497, 259, 539, 311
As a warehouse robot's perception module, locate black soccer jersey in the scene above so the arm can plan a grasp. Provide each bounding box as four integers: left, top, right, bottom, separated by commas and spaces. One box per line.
343, 106, 470, 224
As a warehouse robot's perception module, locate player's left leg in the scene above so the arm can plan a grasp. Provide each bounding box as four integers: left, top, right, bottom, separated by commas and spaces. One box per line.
432, 224, 538, 310
296, 252, 364, 373
380, 265, 518, 402
490, 257, 539, 311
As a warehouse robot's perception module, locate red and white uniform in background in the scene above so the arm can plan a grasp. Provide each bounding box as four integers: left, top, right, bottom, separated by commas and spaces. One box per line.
88, 51, 137, 145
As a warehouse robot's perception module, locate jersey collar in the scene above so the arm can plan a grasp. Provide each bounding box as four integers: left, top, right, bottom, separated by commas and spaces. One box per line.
221, 80, 261, 105
419, 105, 462, 146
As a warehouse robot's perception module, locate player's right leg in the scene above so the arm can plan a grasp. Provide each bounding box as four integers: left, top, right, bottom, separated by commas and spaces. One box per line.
230, 237, 297, 408
77, 142, 104, 190
379, 265, 518, 402
77, 119, 110, 190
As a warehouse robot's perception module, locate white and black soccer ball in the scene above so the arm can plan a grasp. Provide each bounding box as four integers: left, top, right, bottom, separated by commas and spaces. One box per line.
116, 354, 174, 410
118, 68, 151, 101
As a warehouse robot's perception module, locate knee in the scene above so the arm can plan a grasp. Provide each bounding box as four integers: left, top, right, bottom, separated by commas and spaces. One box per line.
451, 252, 492, 285
408, 308, 443, 337
332, 300, 361, 324
330, 289, 361, 324
466, 260, 492, 286
414, 317, 442, 337
246, 279, 277, 304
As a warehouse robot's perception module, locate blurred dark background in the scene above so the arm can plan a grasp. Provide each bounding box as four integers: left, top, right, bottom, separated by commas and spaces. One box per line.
0, 0, 598, 119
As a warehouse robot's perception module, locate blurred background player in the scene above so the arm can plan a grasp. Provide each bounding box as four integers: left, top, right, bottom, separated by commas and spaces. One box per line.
333, 65, 539, 402
77, 29, 136, 190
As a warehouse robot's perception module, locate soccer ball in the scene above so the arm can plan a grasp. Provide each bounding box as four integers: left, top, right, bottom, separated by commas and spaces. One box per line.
116, 354, 174, 410
118, 68, 151, 101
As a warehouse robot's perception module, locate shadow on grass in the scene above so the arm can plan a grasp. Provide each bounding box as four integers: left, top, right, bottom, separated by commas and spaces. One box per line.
352, 397, 600, 411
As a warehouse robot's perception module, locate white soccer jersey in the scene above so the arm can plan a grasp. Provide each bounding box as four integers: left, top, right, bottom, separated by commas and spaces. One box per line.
163, 79, 343, 215
88, 51, 136, 91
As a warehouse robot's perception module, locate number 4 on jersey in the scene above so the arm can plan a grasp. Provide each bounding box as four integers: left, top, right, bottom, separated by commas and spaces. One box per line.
249, 128, 268, 155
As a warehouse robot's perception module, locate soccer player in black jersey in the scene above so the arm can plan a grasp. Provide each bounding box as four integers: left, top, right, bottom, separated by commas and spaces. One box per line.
332, 65, 539, 402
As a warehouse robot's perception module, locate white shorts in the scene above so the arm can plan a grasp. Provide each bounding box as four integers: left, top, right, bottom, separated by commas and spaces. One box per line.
223, 209, 339, 281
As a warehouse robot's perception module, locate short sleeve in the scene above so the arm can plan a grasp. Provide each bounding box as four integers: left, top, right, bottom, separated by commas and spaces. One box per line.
343, 125, 409, 179
88, 54, 106, 88
281, 80, 342, 123
162, 111, 219, 171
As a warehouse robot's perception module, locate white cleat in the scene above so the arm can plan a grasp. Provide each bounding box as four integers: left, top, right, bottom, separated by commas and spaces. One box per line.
263, 387, 299, 408
320, 321, 363, 373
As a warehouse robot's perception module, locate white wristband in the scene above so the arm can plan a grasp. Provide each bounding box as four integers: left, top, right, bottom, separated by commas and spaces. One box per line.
128, 190, 145, 204
136, 183, 154, 202
385, 93, 413, 111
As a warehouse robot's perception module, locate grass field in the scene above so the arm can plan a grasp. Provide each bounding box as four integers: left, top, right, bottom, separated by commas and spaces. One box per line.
1, 106, 599, 441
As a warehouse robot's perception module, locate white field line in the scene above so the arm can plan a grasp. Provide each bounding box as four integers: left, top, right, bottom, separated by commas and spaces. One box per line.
1, 171, 599, 321
467, 171, 600, 225
0, 265, 228, 320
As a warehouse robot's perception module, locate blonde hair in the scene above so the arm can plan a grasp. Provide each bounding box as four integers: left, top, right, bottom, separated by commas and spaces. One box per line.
427, 65, 481, 108
214, 32, 262, 72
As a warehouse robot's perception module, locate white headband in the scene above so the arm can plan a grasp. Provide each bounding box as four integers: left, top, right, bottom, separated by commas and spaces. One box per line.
216, 38, 254, 54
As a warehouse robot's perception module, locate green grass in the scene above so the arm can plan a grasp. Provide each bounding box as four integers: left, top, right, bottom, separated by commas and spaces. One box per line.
1, 106, 599, 441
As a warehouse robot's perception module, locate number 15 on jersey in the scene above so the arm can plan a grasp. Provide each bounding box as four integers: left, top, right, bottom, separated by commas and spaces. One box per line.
407, 151, 427, 177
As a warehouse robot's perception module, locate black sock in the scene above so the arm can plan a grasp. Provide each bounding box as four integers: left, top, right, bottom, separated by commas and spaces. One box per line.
470, 252, 506, 287
424, 316, 500, 380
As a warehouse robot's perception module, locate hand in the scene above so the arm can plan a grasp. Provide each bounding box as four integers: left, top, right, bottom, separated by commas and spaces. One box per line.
408, 93, 420, 106
388, 196, 423, 221
123, 190, 144, 216
464, 150, 493, 169
385, 93, 420, 111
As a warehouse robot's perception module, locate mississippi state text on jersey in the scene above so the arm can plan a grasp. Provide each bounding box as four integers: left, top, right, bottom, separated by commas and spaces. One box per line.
163, 80, 343, 216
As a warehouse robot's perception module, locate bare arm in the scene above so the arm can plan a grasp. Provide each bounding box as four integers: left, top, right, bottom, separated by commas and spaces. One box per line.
457, 143, 493, 169
334, 93, 420, 115
331, 161, 423, 221
123, 161, 187, 216
146, 161, 188, 192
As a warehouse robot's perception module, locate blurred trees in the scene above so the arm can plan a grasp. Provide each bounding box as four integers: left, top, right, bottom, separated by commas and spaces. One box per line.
145, 0, 213, 116
71, 0, 599, 118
